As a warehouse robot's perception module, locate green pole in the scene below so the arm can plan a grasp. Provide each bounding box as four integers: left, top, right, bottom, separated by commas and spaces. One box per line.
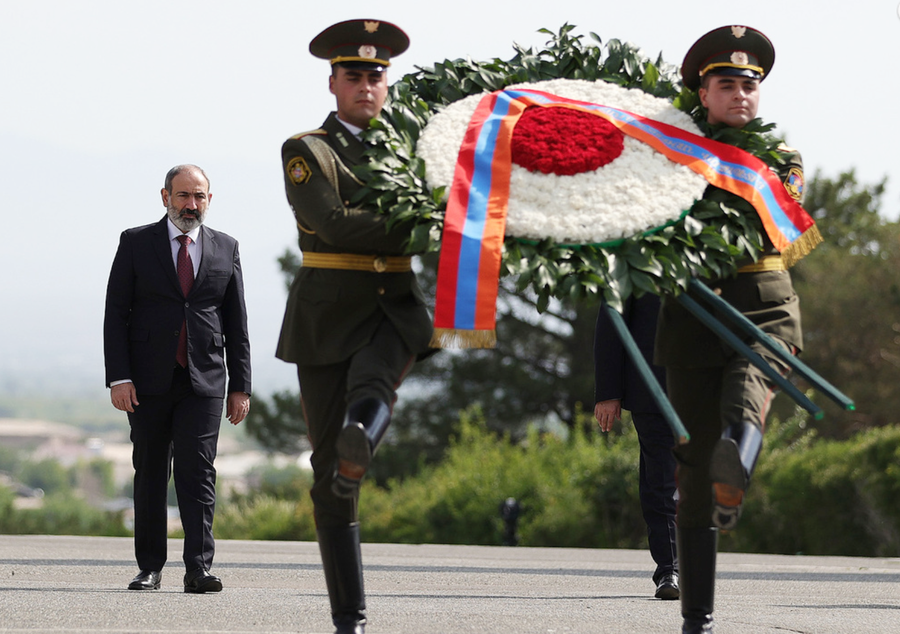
603, 304, 690, 444
675, 291, 823, 420
688, 280, 854, 411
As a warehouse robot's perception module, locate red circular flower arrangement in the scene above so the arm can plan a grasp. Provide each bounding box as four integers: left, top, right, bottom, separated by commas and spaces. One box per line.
510, 106, 625, 176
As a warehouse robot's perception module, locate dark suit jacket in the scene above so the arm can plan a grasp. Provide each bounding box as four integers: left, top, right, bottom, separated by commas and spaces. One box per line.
275, 112, 433, 366
594, 294, 666, 414
104, 217, 251, 397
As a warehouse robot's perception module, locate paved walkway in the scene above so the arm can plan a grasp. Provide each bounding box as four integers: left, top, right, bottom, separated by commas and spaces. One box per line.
1, 535, 899, 633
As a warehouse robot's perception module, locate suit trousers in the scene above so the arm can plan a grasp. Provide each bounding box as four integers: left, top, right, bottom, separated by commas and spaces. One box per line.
128, 365, 223, 571
632, 411, 678, 581
667, 340, 790, 529
298, 318, 415, 529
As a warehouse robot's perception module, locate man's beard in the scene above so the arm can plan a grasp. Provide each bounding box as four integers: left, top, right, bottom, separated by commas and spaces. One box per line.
168, 203, 205, 232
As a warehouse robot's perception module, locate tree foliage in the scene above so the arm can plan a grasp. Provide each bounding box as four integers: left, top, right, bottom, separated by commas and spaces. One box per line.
788, 170, 900, 435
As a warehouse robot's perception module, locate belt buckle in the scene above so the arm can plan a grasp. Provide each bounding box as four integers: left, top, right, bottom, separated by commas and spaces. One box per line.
373, 256, 387, 273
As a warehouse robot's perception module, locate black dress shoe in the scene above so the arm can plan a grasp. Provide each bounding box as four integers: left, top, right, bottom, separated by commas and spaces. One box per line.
655, 572, 680, 600
183, 568, 223, 594
127, 570, 161, 590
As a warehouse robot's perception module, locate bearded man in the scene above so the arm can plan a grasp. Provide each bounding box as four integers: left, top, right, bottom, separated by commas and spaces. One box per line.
104, 164, 251, 594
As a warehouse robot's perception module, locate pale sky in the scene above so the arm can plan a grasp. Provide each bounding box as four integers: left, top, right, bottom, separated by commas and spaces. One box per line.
2, 0, 898, 398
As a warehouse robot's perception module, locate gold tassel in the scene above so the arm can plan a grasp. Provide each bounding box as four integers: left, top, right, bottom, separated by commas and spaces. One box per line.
429, 328, 497, 349
781, 225, 823, 268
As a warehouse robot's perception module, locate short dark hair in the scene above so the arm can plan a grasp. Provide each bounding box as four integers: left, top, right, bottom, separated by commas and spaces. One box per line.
164, 164, 210, 193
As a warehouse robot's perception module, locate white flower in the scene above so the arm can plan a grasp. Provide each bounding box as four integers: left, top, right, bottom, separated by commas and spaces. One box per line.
416, 78, 709, 244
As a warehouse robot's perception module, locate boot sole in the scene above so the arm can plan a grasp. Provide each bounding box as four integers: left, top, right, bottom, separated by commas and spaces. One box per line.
710, 438, 747, 490
710, 438, 747, 530
336, 423, 373, 469
333, 424, 373, 498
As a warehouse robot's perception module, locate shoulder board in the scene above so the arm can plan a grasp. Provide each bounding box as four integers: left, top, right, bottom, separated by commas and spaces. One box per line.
288, 128, 327, 140
777, 143, 798, 153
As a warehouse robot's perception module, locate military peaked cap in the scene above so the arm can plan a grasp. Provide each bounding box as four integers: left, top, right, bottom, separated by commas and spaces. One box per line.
309, 19, 409, 70
681, 25, 775, 91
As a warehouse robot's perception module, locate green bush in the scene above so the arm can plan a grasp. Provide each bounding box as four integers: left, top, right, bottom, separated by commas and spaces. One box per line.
214, 491, 317, 541
0, 445, 23, 474
360, 406, 646, 548
725, 419, 900, 556
18, 458, 71, 495
210, 403, 900, 557
0, 491, 129, 536
246, 462, 313, 500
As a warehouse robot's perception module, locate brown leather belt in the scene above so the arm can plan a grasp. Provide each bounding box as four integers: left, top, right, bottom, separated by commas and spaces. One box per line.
301, 252, 412, 273
737, 255, 786, 273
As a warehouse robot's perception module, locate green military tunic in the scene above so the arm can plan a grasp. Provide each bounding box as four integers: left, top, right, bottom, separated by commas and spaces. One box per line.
276, 112, 433, 528
276, 112, 433, 366
654, 147, 805, 528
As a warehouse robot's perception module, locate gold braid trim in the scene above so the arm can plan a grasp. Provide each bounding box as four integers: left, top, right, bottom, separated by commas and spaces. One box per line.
780, 225, 823, 269
301, 135, 364, 191
429, 328, 497, 350
737, 255, 785, 273
294, 135, 367, 235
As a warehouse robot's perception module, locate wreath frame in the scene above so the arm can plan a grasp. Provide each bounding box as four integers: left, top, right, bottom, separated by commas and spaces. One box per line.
352, 24, 791, 312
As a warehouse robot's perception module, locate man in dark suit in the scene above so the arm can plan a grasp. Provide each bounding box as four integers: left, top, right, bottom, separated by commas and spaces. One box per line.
594, 294, 678, 600
104, 164, 251, 594
276, 19, 432, 634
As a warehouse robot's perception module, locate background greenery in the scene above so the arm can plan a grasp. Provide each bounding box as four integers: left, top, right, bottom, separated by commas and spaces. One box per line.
3, 31, 898, 558
220, 403, 900, 557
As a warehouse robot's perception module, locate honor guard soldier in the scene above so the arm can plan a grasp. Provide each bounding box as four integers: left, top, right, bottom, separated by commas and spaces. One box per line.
655, 26, 807, 633
275, 19, 433, 634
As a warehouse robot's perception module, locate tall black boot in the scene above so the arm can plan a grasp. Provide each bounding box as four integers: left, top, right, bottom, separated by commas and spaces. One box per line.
710, 422, 763, 529
333, 398, 391, 498
317, 524, 366, 634
678, 527, 717, 634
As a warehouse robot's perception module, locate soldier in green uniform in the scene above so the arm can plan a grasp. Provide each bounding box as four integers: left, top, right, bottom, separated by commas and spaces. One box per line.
654, 26, 806, 634
275, 19, 433, 634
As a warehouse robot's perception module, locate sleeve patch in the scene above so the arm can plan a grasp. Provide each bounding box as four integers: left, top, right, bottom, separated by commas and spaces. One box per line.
287, 156, 312, 185
784, 166, 804, 201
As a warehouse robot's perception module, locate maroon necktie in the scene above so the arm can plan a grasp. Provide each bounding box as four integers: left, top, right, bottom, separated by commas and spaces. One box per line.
175, 235, 194, 367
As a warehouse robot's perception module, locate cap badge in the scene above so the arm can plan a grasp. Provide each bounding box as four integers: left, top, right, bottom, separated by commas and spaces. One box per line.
731, 26, 747, 38
731, 52, 749, 65
363, 21, 380, 33
359, 44, 377, 60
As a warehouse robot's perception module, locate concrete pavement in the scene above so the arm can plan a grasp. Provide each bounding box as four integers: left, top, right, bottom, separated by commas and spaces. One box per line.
1, 535, 899, 633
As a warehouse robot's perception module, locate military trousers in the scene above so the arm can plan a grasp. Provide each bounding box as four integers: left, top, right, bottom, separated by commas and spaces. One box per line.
666, 339, 791, 528
297, 317, 415, 529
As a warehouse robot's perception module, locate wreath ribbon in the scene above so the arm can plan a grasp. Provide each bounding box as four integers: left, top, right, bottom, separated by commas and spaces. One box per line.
430, 88, 821, 349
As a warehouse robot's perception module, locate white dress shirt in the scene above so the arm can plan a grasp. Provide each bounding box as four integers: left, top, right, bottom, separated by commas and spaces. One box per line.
167, 218, 202, 277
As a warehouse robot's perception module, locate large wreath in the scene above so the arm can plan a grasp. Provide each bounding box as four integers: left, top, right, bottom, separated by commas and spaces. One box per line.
352, 25, 789, 312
